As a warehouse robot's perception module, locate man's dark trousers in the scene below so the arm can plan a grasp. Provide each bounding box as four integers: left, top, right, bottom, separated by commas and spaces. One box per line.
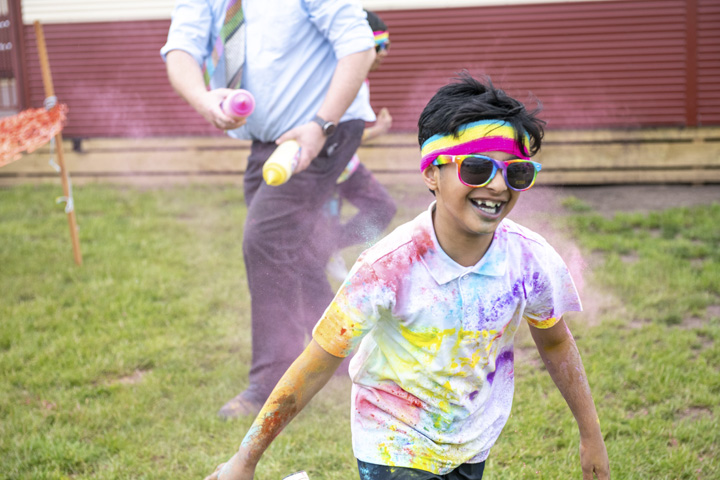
242, 119, 364, 403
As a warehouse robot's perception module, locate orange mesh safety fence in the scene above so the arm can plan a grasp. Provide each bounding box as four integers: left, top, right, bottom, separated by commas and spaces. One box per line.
0, 104, 68, 167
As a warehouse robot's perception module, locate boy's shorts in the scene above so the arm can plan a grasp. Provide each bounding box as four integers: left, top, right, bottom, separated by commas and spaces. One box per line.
357, 460, 485, 480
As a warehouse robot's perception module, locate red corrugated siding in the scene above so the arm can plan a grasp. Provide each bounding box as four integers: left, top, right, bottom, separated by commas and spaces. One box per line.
370, 0, 693, 131
698, 0, 720, 125
21, 0, 717, 137
23, 20, 218, 137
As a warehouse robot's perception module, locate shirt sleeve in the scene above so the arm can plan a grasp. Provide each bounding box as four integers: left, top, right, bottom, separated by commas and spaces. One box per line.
313, 258, 393, 357
523, 243, 583, 329
304, 0, 374, 59
160, 0, 214, 66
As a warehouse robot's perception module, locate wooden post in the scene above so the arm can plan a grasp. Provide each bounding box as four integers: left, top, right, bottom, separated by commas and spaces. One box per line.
34, 21, 83, 266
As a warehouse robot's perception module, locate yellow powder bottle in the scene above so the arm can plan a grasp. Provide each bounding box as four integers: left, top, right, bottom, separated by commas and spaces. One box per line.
262, 140, 300, 186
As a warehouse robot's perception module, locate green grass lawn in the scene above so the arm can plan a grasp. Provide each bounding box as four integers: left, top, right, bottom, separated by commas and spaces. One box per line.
1, 183, 718, 479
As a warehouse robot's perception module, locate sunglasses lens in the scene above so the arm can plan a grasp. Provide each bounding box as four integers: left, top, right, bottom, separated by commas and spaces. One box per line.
459, 157, 494, 186
506, 162, 537, 190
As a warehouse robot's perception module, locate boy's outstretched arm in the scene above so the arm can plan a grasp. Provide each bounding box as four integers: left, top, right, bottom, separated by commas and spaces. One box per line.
529, 318, 610, 480
361, 107, 392, 142
204, 340, 344, 480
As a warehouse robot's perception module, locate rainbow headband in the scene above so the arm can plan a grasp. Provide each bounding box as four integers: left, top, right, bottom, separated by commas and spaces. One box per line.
374, 30, 389, 46
420, 120, 530, 171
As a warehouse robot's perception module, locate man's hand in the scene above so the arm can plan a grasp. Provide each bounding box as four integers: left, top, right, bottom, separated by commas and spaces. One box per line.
165, 50, 247, 132
204, 451, 255, 480
197, 89, 248, 131
273, 47, 374, 172
580, 433, 610, 479
276, 122, 326, 174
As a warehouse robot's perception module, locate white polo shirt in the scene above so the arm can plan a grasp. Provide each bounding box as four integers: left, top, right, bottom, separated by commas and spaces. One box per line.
313, 202, 582, 474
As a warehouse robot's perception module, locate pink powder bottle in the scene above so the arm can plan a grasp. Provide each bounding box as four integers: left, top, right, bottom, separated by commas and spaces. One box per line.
221, 89, 255, 117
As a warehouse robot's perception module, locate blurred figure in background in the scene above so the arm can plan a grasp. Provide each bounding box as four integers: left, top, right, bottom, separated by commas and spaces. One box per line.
324, 10, 397, 281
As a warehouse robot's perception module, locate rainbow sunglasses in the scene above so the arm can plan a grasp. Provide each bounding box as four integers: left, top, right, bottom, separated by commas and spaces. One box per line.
432, 154, 542, 191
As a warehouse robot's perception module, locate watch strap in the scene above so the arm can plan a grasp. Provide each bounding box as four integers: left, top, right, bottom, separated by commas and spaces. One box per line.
311, 115, 335, 136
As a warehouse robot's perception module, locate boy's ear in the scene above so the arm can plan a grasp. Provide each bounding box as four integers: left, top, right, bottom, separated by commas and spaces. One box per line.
422, 165, 440, 193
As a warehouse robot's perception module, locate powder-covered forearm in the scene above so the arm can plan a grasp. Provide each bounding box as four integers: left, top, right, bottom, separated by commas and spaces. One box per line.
236, 340, 343, 468
530, 319, 602, 437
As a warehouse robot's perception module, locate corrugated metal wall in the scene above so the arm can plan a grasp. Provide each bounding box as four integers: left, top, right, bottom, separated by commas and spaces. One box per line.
370, 0, 699, 131
21, 0, 720, 137
698, 0, 720, 125
23, 20, 216, 137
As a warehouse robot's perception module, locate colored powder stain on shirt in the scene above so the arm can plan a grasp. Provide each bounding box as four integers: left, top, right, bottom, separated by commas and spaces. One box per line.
448, 328, 505, 375
411, 226, 434, 258
430, 406, 454, 431
398, 323, 456, 353
374, 226, 434, 295
313, 206, 582, 474
456, 330, 491, 365
480, 282, 524, 328
347, 259, 381, 289
383, 383, 425, 409
313, 300, 364, 357
486, 350, 514, 385
354, 385, 424, 428
377, 442, 394, 464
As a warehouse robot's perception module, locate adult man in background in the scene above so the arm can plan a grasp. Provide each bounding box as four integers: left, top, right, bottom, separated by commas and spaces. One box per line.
161, 0, 376, 418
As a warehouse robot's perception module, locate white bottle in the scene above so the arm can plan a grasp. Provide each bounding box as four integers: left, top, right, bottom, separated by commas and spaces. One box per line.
282, 471, 309, 480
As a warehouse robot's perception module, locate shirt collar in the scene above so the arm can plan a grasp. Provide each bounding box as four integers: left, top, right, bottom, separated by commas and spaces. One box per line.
415, 202, 508, 285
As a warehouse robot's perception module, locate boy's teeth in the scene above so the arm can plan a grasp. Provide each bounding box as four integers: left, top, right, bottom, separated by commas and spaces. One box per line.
471, 199, 502, 213
472, 199, 500, 208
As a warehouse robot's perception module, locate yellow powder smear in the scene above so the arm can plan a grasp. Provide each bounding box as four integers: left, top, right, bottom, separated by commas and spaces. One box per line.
314, 301, 363, 357
526, 315, 558, 329
398, 324, 456, 353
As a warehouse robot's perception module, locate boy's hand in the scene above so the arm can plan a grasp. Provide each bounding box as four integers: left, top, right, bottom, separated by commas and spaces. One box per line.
204, 451, 255, 480
580, 432, 610, 479
276, 122, 326, 174
530, 320, 610, 479
361, 107, 392, 142
375, 107, 392, 134
203, 342, 341, 480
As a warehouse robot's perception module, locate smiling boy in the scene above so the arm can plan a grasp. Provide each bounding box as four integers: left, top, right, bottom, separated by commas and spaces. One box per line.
205, 74, 610, 480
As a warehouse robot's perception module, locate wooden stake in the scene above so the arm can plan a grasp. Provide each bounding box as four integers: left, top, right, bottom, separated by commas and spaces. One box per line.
34, 21, 83, 266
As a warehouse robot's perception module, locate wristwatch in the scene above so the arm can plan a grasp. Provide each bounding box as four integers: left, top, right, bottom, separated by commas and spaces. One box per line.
311, 115, 337, 136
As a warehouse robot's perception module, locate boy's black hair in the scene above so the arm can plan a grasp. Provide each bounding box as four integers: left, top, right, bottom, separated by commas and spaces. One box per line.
418, 72, 545, 157
365, 10, 387, 32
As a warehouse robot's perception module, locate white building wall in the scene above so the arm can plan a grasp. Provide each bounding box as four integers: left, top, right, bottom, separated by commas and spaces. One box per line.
21, 0, 177, 24
22, 0, 604, 24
